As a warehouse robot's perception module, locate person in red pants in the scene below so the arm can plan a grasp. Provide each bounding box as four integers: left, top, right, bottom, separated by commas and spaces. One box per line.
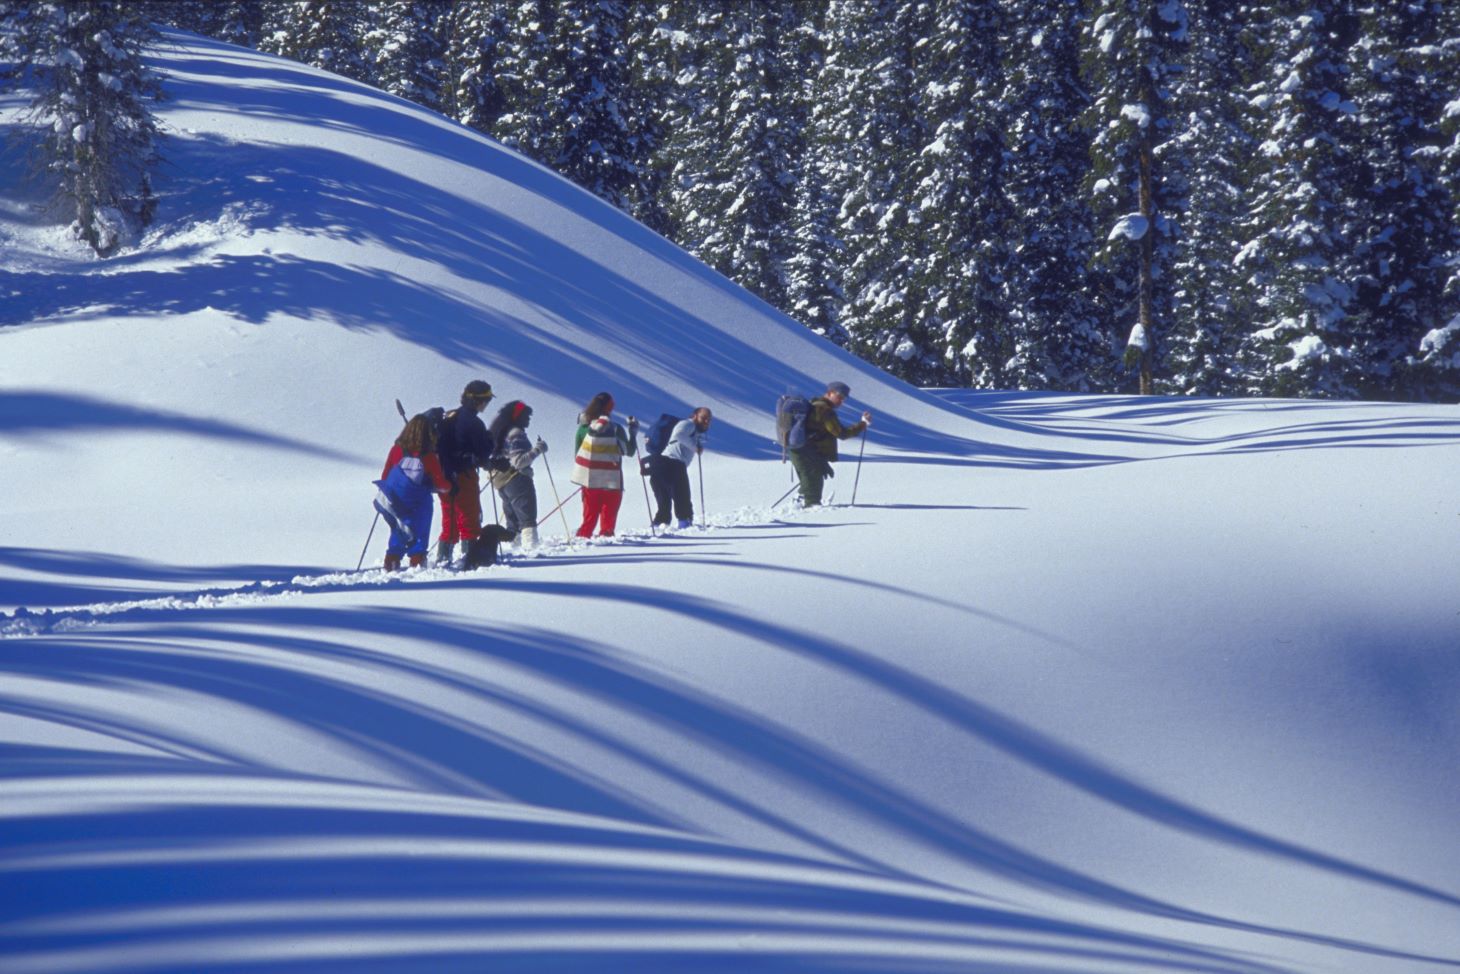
569, 391, 638, 538
436, 379, 496, 566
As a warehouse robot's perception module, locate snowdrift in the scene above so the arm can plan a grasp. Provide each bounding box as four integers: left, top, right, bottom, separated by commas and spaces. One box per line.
2, 30, 1459, 974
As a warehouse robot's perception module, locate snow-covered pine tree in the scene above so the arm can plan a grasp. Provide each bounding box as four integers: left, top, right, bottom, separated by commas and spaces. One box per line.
259, 1, 372, 86
1416, 0, 1460, 394
493, 0, 556, 159
1081, 0, 1189, 396
0, 1, 25, 80
651, 2, 718, 256
1164, 0, 1258, 396
824, 0, 933, 383
905, 0, 1011, 388
718, 0, 801, 310
657, 1, 800, 310
546, 0, 636, 212
10, 0, 164, 256
784, 1, 848, 344
620, 2, 673, 236
208, 3, 268, 50
1235, 1, 1364, 398
365, 1, 450, 114
1344, 0, 1457, 400
442, 0, 508, 135
494, 0, 638, 212
998, 0, 1103, 392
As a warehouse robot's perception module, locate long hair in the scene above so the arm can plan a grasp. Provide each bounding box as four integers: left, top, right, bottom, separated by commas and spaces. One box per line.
583, 391, 614, 422
488, 400, 530, 447
396, 414, 436, 454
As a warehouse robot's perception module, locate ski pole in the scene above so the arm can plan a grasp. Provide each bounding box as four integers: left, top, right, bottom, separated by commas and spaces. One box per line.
356, 511, 380, 571
638, 456, 656, 536
851, 429, 868, 506
359, 398, 411, 571
697, 451, 706, 528
544, 462, 572, 537
771, 482, 798, 508
536, 485, 582, 530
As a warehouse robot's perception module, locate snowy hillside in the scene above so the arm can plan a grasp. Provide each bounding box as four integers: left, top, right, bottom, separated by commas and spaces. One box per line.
3, 31, 1459, 974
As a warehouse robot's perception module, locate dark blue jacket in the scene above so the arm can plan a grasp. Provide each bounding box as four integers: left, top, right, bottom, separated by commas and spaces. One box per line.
441, 407, 495, 479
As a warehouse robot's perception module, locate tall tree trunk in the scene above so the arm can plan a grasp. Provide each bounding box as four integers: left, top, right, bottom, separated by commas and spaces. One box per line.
1137, 135, 1155, 395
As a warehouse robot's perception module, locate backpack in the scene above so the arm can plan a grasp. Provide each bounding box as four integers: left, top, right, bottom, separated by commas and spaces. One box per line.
775, 394, 811, 452
645, 413, 680, 456
422, 406, 452, 455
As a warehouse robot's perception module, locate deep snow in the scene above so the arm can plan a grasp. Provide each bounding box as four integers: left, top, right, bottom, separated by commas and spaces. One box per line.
2, 30, 1459, 974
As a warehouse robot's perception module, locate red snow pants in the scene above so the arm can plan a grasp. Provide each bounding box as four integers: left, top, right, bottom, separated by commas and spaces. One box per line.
576, 488, 623, 538
439, 469, 483, 543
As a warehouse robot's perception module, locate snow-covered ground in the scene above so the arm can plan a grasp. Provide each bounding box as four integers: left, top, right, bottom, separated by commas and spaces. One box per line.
2, 31, 1459, 974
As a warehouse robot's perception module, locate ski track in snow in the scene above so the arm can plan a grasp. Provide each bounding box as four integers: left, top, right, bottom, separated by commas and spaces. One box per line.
0, 506, 795, 637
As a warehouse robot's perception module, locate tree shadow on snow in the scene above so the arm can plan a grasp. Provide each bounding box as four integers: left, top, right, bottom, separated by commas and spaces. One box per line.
0, 545, 331, 609
0, 390, 357, 461
3, 594, 1455, 971
0, 603, 1302, 974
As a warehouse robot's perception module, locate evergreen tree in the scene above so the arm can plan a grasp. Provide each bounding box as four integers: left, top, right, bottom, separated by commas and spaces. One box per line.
1081, 0, 1190, 395
905, 0, 1011, 388
999, 0, 1104, 391
619, 1, 673, 236
785, 1, 847, 344
259, 1, 372, 85
1235, 1, 1364, 398
657, 1, 800, 310
366, 1, 450, 113
1345, 0, 1457, 399
209, 3, 268, 49
1418, 0, 1460, 393
823, 0, 933, 383
10, 1, 164, 256
442, 0, 508, 135
495, 0, 637, 211
1164, 0, 1257, 395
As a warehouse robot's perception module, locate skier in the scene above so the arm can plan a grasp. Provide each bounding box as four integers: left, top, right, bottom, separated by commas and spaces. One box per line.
791, 381, 871, 508
436, 379, 497, 567
647, 407, 712, 529
487, 400, 549, 549
376, 413, 452, 570
569, 391, 638, 538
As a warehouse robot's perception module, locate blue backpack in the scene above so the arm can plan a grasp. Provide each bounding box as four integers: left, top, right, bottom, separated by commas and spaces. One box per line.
645, 413, 680, 456
775, 394, 811, 453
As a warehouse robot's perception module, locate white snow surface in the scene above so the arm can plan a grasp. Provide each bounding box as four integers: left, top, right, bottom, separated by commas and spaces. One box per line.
2, 31, 1460, 974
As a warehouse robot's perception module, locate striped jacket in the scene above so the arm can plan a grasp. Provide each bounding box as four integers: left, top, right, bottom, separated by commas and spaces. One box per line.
570, 415, 637, 490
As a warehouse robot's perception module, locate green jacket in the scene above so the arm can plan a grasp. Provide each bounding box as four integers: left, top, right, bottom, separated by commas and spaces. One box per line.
805, 397, 867, 461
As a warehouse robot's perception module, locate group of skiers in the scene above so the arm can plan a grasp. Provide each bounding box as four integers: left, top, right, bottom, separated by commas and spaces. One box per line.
372, 379, 871, 572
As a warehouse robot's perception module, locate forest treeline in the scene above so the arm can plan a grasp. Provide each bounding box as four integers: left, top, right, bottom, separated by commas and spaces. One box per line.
11, 1, 1460, 400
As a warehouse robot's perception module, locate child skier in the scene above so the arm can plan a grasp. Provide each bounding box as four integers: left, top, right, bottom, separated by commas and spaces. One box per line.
487, 400, 549, 548
375, 413, 452, 570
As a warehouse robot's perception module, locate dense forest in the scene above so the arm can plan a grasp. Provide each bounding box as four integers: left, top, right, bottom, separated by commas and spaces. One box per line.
9, 1, 1460, 400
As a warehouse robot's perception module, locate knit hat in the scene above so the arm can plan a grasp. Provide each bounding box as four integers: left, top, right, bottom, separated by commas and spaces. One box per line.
826, 381, 851, 398
462, 380, 494, 403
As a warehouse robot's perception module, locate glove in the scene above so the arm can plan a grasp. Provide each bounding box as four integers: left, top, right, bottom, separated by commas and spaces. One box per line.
861, 412, 873, 428
627, 417, 640, 434
534, 436, 548, 455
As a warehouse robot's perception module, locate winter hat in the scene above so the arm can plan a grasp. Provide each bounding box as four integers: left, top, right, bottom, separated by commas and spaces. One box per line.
826, 381, 851, 398
462, 380, 494, 403
512, 401, 530, 423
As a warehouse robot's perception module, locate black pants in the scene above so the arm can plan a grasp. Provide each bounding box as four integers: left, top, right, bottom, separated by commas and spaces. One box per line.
646, 455, 693, 524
